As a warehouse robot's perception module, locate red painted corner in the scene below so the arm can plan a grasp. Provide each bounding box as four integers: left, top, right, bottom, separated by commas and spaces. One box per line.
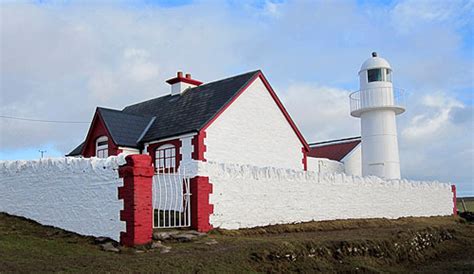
451, 185, 457, 216
302, 147, 308, 171
190, 176, 213, 232
118, 154, 154, 247
192, 131, 207, 161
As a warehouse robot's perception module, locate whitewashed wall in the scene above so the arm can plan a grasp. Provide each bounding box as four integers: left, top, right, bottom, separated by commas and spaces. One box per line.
342, 144, 362, 176
0, 156, 126, 240
194, 162, 453, 229
307, 157, 344, 174
205, 77, 304, 170
180, 134, 195, 165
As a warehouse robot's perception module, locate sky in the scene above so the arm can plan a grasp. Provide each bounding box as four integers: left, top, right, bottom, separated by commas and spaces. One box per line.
0, 0, 473, 196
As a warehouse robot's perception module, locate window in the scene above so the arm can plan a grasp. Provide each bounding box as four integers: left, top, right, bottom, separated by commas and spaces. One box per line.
368, 68, 392, 83
367, 69, 383, 82
96, 136, 108, 158
155, 144, 176, 172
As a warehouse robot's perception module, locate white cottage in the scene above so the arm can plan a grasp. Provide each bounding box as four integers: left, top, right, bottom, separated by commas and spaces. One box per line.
68, 70, 309, 171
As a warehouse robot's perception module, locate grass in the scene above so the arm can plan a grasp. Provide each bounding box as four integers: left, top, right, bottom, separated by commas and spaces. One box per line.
457, 197, 474, 212
0, 212, 473, 273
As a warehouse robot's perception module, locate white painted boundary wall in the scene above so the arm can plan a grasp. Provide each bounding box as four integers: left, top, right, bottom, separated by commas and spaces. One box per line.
193, 162, 453, 229
0, 156, 126, 241
306, 157, 344, 174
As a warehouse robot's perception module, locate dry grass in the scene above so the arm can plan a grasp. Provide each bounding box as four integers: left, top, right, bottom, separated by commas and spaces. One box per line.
211, 216, 460, 236
1, 212, 473, 273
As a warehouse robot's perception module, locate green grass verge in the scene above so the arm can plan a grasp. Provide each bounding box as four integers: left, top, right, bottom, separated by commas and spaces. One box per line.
0, 213, 473, 273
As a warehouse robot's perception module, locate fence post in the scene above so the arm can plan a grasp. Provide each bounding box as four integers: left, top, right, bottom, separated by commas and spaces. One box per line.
451, 185, 457, 216
190, 176, 214, 232
118, 154, 154, 247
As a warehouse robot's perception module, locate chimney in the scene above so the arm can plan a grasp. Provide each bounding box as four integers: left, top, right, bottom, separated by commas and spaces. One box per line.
166, 71, 203, 95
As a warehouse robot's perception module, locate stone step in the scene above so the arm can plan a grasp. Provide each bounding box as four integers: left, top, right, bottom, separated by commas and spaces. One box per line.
152, 230, 207, 242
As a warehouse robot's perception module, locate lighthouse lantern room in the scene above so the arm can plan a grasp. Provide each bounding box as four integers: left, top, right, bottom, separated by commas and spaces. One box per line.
349, 52, 405, 179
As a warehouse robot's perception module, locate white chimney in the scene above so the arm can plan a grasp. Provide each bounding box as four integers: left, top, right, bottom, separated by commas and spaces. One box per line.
166, 71, 203, 95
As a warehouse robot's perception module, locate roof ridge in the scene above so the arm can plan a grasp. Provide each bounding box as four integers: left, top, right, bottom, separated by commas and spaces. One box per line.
119, 69, 264, 142
198, 69, 261, 87
309, 136, 361, 147
122, 70, 261, 111
98, 106, 153, 118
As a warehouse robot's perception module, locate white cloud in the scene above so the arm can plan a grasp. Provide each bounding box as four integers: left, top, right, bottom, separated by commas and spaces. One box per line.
391, 0, 473, 32
402, 93, 464, 140
282, 83, 358, 143
123, 48, 150, 60
398, 92, 473, 194
263, 0, 282, 18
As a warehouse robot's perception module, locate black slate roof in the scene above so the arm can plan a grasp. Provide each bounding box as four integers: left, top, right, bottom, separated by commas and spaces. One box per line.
66, 141, 84, 156
67, 70, 260, 155
123, 70, 260, 142
97, 107, 155, 147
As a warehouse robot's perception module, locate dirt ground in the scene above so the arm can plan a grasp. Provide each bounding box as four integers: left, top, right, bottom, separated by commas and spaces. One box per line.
0, 213, 473, 273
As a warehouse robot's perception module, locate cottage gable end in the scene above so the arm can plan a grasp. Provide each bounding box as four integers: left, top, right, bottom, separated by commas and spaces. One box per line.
204, 75, 308, 170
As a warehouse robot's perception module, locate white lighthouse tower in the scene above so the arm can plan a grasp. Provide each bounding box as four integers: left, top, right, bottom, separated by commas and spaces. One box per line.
349, 52, 405, 179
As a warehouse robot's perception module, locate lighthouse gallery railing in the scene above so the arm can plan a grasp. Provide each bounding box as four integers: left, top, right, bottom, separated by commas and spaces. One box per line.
349, 87, 406, 115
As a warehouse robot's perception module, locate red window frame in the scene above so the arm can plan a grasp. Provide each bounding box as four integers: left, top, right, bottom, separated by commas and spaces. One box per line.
148, 139, 182, 174
155, 144, 177, 173
96, 136, 109, 158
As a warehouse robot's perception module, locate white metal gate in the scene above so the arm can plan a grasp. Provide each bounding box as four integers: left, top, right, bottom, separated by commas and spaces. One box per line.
152, 169, 191, 228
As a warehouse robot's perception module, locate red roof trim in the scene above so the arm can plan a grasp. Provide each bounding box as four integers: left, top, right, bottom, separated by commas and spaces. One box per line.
201, 71, 309, 151
166, 76, 203, 86
258, 73, 309, 151
80, 109, 118, 155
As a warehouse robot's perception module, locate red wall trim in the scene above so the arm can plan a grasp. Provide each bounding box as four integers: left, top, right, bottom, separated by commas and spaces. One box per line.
81, 110, 120, 157
190, 176, 213, 232
191, 131, 207, 161
200, 71, 309, 151
147, 139, 182, 172
451, 185, 457, 216
258, 73, 309, 151
118, 155, 154, 247
302, 147, 308, 171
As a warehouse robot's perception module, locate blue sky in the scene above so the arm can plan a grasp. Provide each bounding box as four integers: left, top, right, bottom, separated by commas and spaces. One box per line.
1, 0, 473, 195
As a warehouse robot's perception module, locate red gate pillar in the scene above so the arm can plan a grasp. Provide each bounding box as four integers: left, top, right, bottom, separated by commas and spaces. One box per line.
118, 154, 154, 247
190, 176, 214, 232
